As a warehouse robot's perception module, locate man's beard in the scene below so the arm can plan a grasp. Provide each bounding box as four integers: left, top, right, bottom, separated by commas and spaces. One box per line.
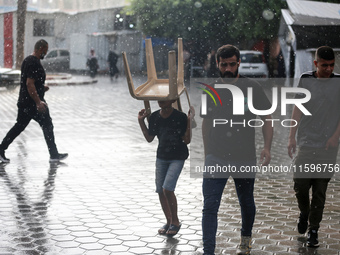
40, 54, 46, 60
220, 70, 238, 78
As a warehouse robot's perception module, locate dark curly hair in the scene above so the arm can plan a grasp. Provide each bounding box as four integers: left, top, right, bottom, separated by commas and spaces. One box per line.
216, 44, 240, 64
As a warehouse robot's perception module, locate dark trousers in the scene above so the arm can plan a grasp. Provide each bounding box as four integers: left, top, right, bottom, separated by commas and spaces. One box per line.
293, 146, 338, 230
202, 155, 256, 255
0, 106, 58, 157
109, 65, 119, 77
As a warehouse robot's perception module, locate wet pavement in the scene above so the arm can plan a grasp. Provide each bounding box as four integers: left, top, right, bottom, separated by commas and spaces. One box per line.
0, 75, 340, 255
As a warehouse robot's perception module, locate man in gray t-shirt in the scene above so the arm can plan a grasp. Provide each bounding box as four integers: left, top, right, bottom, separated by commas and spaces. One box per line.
288, 46, 340, 248
295, 72, 340, 148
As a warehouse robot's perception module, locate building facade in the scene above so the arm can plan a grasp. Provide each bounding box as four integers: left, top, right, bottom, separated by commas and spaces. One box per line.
279, 0, 340, 83
0, 3, 142, 72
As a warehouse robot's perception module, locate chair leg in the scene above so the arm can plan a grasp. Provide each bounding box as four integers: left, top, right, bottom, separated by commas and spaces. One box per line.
122, 52, 137, 99
177, 38, 184, 86
144, 100, 151, 121
145, 39, 157, 81
168, 51, 177, 99
173, 98, 182, 112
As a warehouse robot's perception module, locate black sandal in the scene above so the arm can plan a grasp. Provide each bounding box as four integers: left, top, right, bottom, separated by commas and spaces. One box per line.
158, 224, 169, 235
166, 223, 181, 237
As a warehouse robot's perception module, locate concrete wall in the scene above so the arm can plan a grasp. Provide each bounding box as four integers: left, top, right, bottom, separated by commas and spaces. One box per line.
117, 31, 143, 74
70, 31, 142, 73
24, 12, 72, 53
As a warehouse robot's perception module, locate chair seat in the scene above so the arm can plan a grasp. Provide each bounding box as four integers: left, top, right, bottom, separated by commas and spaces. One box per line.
134, 79, 185, 100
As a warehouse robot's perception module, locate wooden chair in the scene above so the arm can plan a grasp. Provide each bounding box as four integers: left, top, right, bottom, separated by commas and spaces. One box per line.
122, 38, 186, 115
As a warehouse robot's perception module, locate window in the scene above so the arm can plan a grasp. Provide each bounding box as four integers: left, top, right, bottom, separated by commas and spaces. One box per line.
114, 14, 136, 30
241, 53, 263, 63
114, 14, 124, 30
33, 19, 54, 36
46, 50, 57, 58
60, 50, 69, 57
125, 15, 136, 30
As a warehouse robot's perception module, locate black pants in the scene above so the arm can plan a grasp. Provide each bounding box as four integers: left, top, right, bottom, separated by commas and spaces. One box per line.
0, 106, 58, 157
109, 65, 119, 77
293, 146, 338, 230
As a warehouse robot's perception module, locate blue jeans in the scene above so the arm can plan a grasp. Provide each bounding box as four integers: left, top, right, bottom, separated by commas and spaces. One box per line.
202, 155, 256, 255
155, 158, 185, 193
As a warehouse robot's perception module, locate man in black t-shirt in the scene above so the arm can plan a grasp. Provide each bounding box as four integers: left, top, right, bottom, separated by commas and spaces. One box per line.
0, 39, 67, 163
201, 45, 273, 255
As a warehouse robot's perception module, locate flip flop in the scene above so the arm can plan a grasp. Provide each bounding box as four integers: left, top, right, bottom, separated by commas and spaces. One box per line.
158, 224, 169, 235
166, 223, 182, 237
